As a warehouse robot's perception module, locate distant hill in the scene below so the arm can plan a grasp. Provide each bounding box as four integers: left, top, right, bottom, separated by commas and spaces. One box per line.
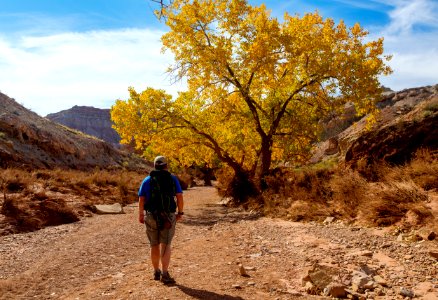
46, 106, 120, 146
0, 92, 149, 171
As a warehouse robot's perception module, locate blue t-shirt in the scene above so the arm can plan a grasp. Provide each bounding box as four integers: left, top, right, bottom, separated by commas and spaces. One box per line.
138, 174, 183, 199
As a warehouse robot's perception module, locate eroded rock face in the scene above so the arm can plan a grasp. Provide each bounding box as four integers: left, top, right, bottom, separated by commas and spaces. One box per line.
46, 106, 120, 146
0, 92, 148, 171
345, 93, 438, 166
1, 195, 80, 231
311, 84, 438, 165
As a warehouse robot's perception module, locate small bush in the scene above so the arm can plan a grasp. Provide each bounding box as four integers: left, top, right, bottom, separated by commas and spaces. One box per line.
89, 171, 119, 187
286, 200, 331, 222
329, 169, 368, 219
176, 173, 193, 190
379, 149, 438, 190
262, 167, 334, 221
39, 199, 79, 226
424, 102, 438, 113
407, 149, 438, 190
0, 169, 31, 192
382, 181, 428, 203
354, 159, 390, 182
33, 190, 49, 201
34, 171, 52, 180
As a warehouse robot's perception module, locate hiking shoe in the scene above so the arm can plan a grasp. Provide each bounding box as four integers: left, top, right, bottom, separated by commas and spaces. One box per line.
161, 272, 176, 284
153, 270, 161, 281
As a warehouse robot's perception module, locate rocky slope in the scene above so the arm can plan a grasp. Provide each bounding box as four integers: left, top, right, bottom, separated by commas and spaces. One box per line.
345, 87, 438, 166
311, 84, 438, 165
0, 92, 146, 170
46, 106, 120, 146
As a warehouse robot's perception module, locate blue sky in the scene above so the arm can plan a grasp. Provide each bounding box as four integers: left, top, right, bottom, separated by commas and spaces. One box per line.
0, 0, 437, 116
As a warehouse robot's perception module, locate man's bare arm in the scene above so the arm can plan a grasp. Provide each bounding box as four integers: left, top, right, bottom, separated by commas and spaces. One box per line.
176, 193, 184, 221
138, 196, 145, 224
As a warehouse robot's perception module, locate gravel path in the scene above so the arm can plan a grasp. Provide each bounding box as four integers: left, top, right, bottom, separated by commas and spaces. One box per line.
1, 186, 437, 299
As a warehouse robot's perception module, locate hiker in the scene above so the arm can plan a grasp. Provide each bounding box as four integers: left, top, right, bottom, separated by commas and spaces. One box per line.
138, 155, 184, 284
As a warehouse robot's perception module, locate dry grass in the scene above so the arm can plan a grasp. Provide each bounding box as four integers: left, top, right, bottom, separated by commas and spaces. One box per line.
359, 181, 432, 228
30, 168, 144, 204
260, 167, 333, 220
384, 149, 438, 190
329, 169, 368, 219
260, 149, 438, 230
1, 168, 147, 235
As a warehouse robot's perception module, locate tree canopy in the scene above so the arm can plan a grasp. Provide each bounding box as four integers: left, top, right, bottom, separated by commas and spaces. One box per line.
111, 0, 391, 186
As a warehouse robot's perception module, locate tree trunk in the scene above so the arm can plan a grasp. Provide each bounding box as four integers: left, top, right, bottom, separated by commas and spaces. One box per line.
221, 161, 258, 203
229, 169, 258, 203
257, 137, 273, 189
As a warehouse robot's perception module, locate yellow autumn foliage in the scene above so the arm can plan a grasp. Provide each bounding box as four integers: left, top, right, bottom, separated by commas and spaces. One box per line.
111, 0, 391, 181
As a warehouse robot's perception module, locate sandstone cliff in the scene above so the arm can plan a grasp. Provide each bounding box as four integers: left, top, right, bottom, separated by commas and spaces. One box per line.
46, 106, 120, 146
311, 84, 438, 165
0, 92, 148, 171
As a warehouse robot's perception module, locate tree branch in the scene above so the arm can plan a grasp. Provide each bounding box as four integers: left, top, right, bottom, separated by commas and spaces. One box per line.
197, 21, 212, 47
225, 63, 267, 140
173, 113, 244, 172
268, 74, 335, 138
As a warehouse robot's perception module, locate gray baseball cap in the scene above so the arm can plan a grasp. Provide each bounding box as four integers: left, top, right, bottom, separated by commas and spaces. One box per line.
154, 155, 167, 167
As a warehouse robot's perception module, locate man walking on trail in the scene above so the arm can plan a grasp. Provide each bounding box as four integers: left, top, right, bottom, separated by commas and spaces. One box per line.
138, 156, 184, 284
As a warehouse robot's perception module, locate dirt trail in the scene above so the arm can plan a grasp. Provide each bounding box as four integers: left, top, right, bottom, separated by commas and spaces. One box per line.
1, 186, 437, 299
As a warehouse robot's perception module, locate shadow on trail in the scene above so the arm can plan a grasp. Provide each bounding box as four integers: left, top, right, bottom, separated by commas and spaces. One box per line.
182, 203, 262, 227
177, 284, 244, 300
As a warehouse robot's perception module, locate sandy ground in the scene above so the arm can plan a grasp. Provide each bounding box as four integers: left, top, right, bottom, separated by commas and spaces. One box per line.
1, 186, 437, 299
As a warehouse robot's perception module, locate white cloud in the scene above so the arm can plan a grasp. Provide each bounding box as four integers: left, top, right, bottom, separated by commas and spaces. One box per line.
379, 37, 438, 90
0, 28, 183, 116
373, 0, 438, 90
383, 0, 438, 35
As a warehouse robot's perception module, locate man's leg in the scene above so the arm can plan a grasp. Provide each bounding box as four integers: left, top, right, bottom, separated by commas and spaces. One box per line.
151, 244, 160, 271
160, 243, 171, 272
160, 243, 175, 283
158, 214, 176, 284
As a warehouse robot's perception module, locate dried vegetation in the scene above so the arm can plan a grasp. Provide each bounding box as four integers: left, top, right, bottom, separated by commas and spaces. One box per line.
256, 149, 438, 231
1, 149, 437, 235
0, 169, 146, 235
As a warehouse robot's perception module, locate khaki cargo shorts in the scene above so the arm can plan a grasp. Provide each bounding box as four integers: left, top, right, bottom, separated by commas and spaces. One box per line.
144, 211, 176, 246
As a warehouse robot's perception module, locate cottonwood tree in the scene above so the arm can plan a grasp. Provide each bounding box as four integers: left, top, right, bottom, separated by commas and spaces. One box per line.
111, 0, 391, 195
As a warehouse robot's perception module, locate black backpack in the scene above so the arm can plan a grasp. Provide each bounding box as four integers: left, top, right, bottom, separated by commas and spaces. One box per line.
146, 170, 177, 214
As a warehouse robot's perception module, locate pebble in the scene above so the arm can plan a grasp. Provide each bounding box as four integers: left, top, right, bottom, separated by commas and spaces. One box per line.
399, 287, 415, 298
428, 251, 438, 259
239, 264, 249, 277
